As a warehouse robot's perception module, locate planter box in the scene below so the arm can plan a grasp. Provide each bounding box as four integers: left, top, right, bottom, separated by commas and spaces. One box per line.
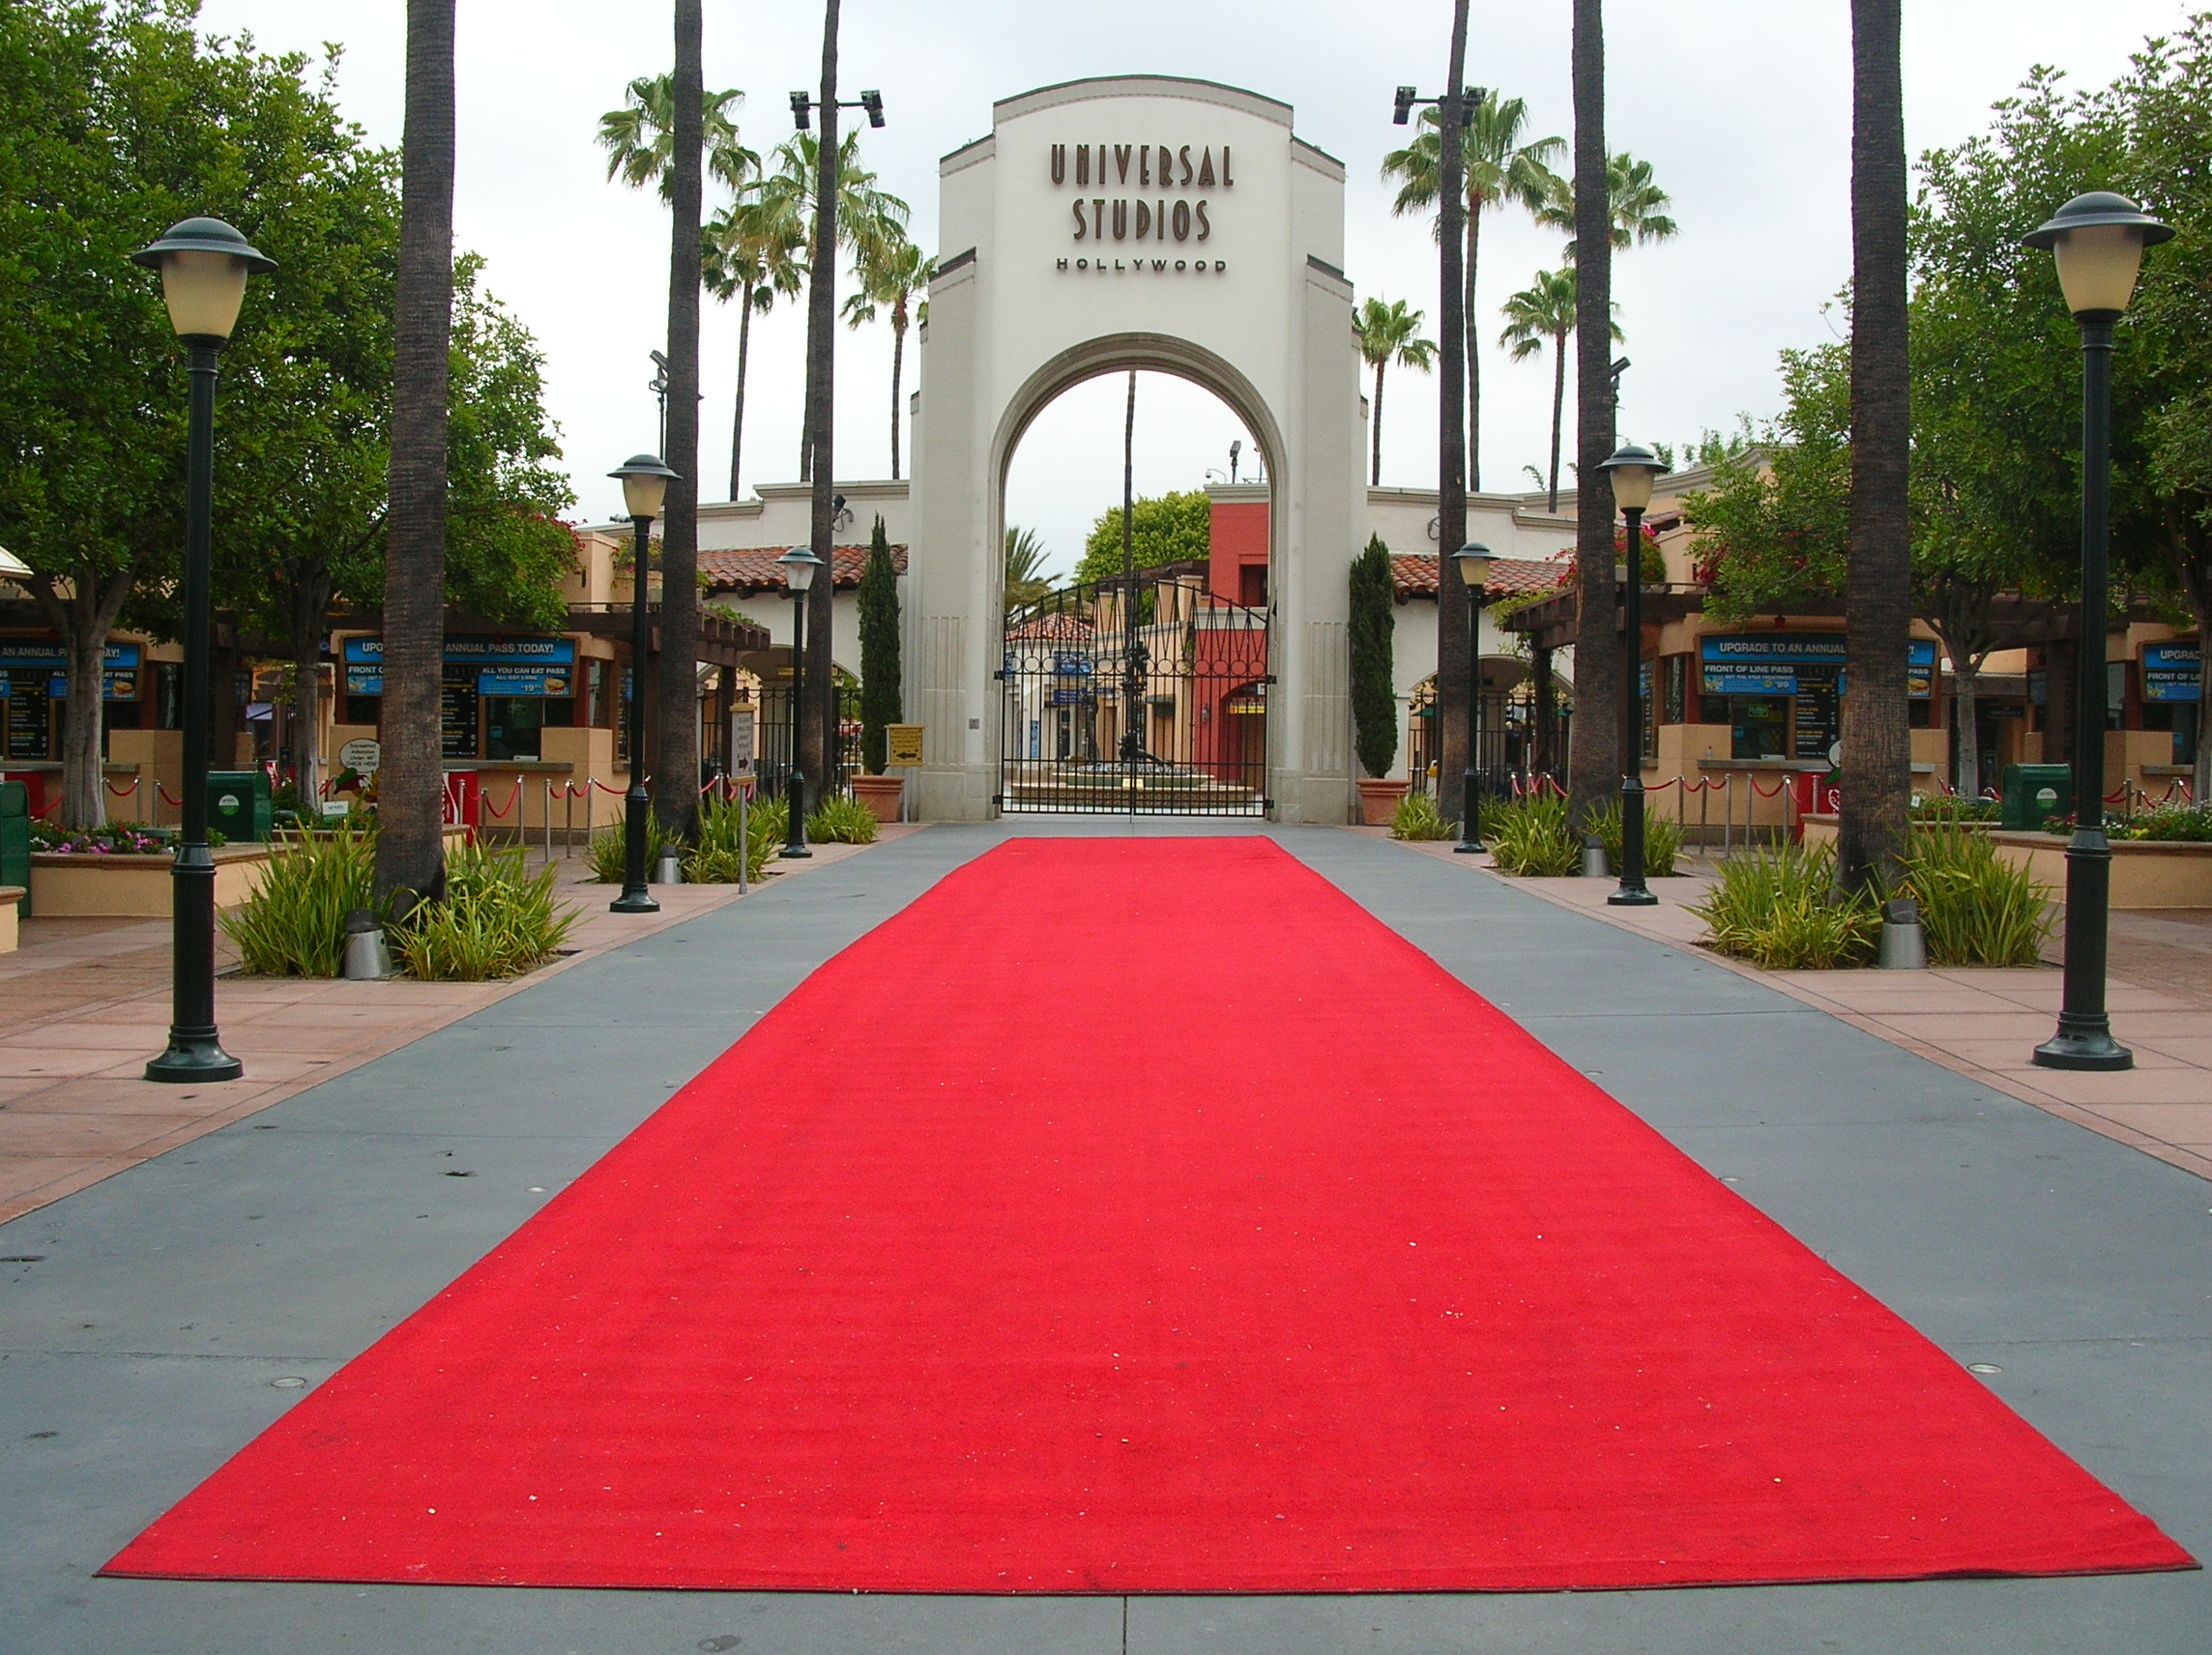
0, 886, 19, 952
851, 773, 905, 824
1356, 778, 1412, 827
1799, 814, 2212, 908
29, 844, 275, 917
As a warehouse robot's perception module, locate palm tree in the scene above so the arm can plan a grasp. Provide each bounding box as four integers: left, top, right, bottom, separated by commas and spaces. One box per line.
1567, 0, 1620, 830
757, 128, 909, 479
1004, 525, 1052, 609
378, 0, 457, 911
1537, 150, 1679, 258
705, 192, 805, 499
1499, 269, 1620, 512
1353, 297, 1438, 487
596, 73, 753, 197
1382, 95, 1563, 491
842, 234, 934, 479
1840, 0, 1912, 891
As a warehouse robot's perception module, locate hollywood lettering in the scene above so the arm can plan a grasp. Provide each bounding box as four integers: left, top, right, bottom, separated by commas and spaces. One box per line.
1051, 142, 1229, 247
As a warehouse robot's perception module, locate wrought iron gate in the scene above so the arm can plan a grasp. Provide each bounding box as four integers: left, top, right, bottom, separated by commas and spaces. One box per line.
998, 566, 1270, 816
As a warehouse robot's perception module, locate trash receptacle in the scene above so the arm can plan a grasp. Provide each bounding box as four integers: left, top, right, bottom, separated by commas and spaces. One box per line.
206, 769, 273, 842
2000, 763, 2073, 831
1, 779, 30, 915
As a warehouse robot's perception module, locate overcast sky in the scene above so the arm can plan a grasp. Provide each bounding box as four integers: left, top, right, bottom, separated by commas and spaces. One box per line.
195, 0, 2195, 581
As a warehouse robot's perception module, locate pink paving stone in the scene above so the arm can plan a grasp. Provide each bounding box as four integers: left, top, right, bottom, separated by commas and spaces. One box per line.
2082, 1103, 2212, 1147
1982, 1067, 2212, 1107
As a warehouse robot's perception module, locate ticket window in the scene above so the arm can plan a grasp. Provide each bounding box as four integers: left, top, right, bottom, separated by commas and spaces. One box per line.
1732, 697, 1791, 761
482, 694, 574, 761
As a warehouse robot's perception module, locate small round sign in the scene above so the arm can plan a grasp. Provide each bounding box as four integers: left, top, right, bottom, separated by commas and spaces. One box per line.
338, 737, 382, 773
2036, 787, 2058, 806
217, 793, 241, 812
1827, 741, 1843, 767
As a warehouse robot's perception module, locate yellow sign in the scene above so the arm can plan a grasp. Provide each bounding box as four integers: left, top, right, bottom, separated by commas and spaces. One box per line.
885, 723, 925, 766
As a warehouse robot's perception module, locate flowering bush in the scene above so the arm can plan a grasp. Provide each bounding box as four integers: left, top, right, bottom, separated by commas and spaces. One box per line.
27, 822, 174, 856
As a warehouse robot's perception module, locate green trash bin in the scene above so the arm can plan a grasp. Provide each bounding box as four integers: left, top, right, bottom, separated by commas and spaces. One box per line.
206, 769, 273, 843
2000, 763, 2073, 831
1, 779, 30, 915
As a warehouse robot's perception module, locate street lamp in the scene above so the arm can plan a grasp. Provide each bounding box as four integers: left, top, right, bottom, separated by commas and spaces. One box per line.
608, 453, 678, 915
777, 545, 825, 858
1452, 542, 1493, 854
133, 218, 274, 1085
2023, 190, 2170, 1072
1601, 443, 1669, 907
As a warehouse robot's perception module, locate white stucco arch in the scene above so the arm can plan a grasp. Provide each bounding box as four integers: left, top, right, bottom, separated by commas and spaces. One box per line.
906, 74, 1365, 822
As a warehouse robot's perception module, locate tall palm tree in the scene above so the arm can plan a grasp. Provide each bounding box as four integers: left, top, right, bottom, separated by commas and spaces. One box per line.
1538, 150, 1678, 257
378, 0, 456, 910
757, 128, 909, 479
842, 234, 934, 479
1353, 297, 1438, 486
795, 0, 845, 807
1840, 0, 1911, 891
654, 0, 707, 841
1382, 95, 1563, 491
705, 191, 806, 499
1566, 0, 1620, 829
1004, 525, 1051, 609
596, 73, 753, 197
1499, 268, 1620, 512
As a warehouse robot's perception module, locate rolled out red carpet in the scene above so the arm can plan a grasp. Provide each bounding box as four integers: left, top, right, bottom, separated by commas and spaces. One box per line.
106, 838, 2191, 1592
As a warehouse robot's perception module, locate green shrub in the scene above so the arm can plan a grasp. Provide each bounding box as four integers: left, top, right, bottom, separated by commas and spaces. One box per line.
587, 809, 672, 883
2123, 804, 2212, 842
391, 843, 577, 980
1902, 825, 2055, 967
1390, 790, 1455, 841
1912, 794, 1999, 823
807, 792, 880, 845
1692, 844, 1880, 969
684, 790, 783, 884
1484, 793, 1581, 875
1590, 798, 1684, 877
1348, 534, 1397, 778
218, 826, 375, 976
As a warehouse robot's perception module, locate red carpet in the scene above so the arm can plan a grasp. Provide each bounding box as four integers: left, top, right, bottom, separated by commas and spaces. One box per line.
106, 838, 2191, 1592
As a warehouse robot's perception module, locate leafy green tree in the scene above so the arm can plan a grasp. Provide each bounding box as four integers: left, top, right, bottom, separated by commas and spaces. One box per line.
856, 514, 900, 773
1382, 95, 1564, 489
1499, 267, 1618, 512
1076, 491, 1212, 585
1003, 524, 1051, 608
843, 234, 932, 479
1349, 535, 1398, 778
1353, 297, 1437, 487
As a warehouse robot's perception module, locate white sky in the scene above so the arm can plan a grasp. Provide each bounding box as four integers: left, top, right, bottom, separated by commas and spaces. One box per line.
194, 0, 2194, 582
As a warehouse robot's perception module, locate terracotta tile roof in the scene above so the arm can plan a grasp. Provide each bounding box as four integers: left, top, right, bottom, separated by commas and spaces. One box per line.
699, 543, 908, 594
1390, 553, 1566, 599
1005, 612, 1096, 642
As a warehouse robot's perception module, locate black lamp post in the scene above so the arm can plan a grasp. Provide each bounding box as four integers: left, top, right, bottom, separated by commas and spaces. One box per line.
608, 453, 677, 915
2024, 191, 2170, 1071
134, 218, 273, 1085
1600, 444, 1668, 907
777, 546, 824, 858
1452, 542, 1493, 853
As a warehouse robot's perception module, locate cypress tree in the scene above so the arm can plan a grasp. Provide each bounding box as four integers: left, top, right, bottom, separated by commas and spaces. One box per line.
1349, 535, 1398, 780
857, 514, 901, 774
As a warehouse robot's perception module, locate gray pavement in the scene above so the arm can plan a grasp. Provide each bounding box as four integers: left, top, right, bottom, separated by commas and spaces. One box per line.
2, 822, 2206, 1654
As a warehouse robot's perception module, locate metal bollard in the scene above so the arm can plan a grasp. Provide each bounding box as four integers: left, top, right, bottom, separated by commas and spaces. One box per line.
1581, 835, 1608, 879
341, 909, 393, 980
655, 850, 684, 885
1877, 897, 1928, 971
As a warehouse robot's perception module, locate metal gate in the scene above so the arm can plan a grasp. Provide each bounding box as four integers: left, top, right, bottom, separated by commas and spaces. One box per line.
998, 566, 1270, 816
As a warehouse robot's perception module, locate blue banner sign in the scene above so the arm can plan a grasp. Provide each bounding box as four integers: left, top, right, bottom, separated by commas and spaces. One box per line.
1049, 686, 1090, 706
1052, 651, 1093, 677
2143, 642, 2201, 704
0, 641, 140, 669
342, 636, 575, 667
344, 667, 382, 696
1702, 635, 1936, 699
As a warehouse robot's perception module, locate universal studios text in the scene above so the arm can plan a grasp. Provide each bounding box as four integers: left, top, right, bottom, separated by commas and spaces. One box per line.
1052, 141, 1230, 276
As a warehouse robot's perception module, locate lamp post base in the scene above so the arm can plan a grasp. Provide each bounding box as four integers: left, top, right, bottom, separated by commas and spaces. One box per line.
1453, 840, 1486, 855
610, 890, 660, 915
1607, 887, 1660, 908
2032, 1022, 2133, 1071
146, 1032, 243, 1085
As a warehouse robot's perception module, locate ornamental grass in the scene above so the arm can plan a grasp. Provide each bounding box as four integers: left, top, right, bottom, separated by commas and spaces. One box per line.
390, 843, 576, 981
1692, 844, 1880, 970
1389, 790, 1456, 842
684, 791, 785, 883
1482, 793, 1580, 874
1590, 798, 1685, 878
806, 792, 879, 845
218, 826, 375, 977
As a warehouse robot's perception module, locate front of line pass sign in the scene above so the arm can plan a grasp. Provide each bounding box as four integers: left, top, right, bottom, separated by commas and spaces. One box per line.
338, 738, 382, 773
885, 724, 925, 767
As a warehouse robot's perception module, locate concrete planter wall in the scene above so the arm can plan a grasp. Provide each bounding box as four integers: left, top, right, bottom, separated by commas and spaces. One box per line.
1801, 815, 2212, 909
1, 886, 20, 952
28, 845, 275, 917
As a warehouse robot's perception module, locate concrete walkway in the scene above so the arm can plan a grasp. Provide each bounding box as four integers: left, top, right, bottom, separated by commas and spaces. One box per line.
2, 822, 2205, 1654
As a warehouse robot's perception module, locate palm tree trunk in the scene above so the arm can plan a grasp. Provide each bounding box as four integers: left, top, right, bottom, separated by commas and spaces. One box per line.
1371, 360, 1385, 487
1466, 204, 1481, 492
800, 0, 842, 801
729, 280, 755, 500
1953, 663, 1981, 797
377, 0, 456, 910
889, 314, 905, 480
1839, 0, 1911, 892
1566, 0, 1619, 828
1434, 0, 1472, 828
1546, 334, 1566, 513
655, 0, 706, 841
290, 568, 333, 810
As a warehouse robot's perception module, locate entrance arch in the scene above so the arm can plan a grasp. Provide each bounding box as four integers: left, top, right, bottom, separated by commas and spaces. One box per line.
906, 75, 1363, 822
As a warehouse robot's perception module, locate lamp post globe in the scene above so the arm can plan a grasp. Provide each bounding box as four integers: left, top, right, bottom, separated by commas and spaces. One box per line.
2023, 192, 2169, 1072
1599, 443, 1670, 908
1452, 543, 1494, 854
777, 546, 826, 859
608, 454, 679, 915
133, 218, 272, 1085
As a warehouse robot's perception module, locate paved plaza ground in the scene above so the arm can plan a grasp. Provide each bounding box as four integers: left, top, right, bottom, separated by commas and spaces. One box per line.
2, 823, 2207, 1652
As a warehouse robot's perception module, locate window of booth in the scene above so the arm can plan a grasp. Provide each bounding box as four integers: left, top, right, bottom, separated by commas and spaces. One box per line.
1732, 697, 1791, 760
587, 658, 609, 727
155, 661, 183, 729
1661, 653, 1687, 726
